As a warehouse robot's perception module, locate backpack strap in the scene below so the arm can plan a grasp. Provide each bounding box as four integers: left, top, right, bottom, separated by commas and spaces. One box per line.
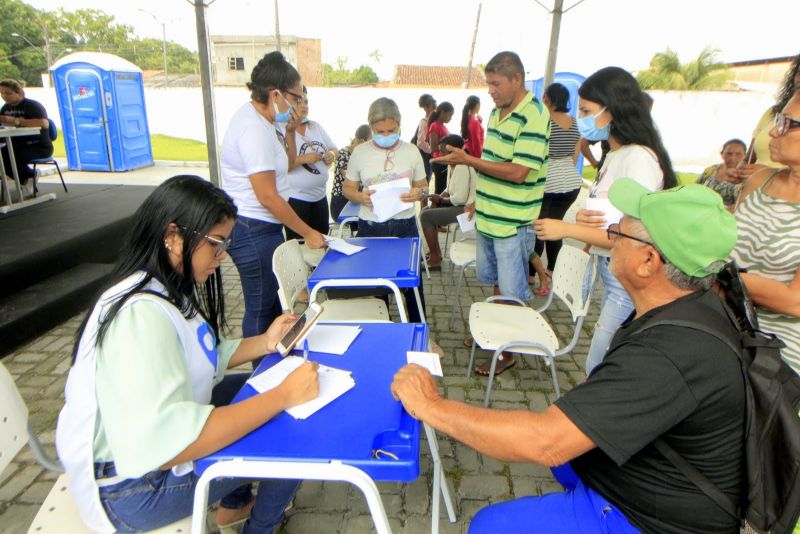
653, 438, 740, 520
630, 298, 744, 521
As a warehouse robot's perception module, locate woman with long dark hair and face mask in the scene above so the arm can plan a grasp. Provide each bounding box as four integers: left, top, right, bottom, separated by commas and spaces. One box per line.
536, 66, 677, 374
221, 51, 326, 352
56, 175, 319, 533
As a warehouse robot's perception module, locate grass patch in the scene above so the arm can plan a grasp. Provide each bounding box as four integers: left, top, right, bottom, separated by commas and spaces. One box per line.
52, 132, 208, 162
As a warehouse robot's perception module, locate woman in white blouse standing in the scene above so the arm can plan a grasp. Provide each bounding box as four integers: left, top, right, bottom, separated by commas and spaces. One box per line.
221, 52, 325, 346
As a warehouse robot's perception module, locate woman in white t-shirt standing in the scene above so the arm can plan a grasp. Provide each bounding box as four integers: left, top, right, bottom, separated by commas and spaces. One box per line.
221, 52, 325, 344
285, 85, 337, 239
343, 97, 429, 323
536, 67, 677, 374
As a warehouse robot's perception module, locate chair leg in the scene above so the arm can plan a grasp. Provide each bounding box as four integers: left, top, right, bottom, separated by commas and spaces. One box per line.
449, 265, 466, 329
467, 341, 478, 377
54, 161, 67, 192
548, 357, 561, 398
482, 349, 504, 408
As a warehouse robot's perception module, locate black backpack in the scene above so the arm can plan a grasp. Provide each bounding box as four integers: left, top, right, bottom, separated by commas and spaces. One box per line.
635, 264, 800, 533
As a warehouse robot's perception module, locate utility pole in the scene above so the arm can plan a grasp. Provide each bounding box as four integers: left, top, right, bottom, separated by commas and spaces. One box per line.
465, 2, 482, 89
189, 0, 221, 185
274, 0, 282, 52
138, 9, 169, 89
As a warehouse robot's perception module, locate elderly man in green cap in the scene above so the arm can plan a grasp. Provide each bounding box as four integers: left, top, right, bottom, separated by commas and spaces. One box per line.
392, 179, 746, 533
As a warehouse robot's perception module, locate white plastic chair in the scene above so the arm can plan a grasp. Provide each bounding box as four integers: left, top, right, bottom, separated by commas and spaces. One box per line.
414, 210, 432, 280
466, 245, 597, 405
0, 362, 197, 533
273, 239, 399, 322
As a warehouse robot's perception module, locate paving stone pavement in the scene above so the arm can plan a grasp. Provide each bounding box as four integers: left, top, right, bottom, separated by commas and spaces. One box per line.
0, 231, 601, 534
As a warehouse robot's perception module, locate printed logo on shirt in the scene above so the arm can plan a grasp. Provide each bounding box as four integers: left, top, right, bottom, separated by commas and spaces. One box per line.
363, 168, 412, 188
196, 323, 218, 370
300, 140, 326, 175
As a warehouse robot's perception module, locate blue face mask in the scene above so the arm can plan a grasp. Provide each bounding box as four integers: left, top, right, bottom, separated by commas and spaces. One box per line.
272, 92, 293, 123
373, 132, 400, 149
300, 116, 310, 124
577, 107, 610, 141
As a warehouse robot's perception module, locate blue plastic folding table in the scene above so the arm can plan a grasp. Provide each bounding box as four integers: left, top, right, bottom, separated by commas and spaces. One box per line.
307, 237, 425, 323
191, 322, 455, 534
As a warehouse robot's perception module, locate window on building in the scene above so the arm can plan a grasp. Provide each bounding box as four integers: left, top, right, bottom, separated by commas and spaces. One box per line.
228, 57, 245, 71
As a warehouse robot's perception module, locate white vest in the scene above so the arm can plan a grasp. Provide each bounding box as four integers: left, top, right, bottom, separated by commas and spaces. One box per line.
55, 272, 221, 532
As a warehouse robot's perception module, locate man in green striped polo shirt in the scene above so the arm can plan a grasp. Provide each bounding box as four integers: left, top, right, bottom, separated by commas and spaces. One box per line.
433, 51, 550, 374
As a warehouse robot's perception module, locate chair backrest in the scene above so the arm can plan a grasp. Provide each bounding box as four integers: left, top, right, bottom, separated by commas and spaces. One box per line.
47, 118, 57, 142
551, 245, 595, 322
272, 239, 309, 312
0, 361, 31, 474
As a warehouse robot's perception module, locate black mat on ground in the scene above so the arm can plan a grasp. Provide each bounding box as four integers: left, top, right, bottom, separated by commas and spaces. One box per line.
0, 183, 155, 356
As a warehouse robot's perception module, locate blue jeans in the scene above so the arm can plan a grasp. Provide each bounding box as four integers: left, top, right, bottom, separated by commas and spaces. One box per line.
583, 256, 634, 374
96, 375, 300, 533
469, 463, 640, 533
228, 216, 285, 343
357, 217, 426, 323
476, 227, 535, 302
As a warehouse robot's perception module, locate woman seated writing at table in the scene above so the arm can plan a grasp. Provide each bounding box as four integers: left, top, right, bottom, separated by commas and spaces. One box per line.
56, 175, 319, 533
342, 97, 429, 323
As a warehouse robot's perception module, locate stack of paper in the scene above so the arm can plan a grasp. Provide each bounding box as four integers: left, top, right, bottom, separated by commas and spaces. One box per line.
407, 351, 444, 377
303, 324, 362, 355
456, 211, 476, 233
324, 236, 365, 256
585, 197, 623, 229
369, 179, 413, 222
247, 356, 356, 419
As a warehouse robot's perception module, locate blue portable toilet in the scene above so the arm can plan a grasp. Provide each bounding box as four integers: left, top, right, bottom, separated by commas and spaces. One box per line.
51, 52, 153, 172
525, 72, 587, 173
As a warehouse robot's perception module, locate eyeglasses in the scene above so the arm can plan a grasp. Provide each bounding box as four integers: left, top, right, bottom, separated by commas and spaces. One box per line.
181, 226, 231, 258
283, 90, 305, 104
384, 150, 395, 172
774, 113, 800, 136
606, 223, 665, 261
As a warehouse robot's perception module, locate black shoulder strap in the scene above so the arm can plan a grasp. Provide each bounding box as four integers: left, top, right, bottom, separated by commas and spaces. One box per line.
653, 438, 740, 519
633, 300, 743, 521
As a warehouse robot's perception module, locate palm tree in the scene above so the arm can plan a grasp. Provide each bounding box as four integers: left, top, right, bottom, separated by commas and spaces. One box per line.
637, 47, 732, 90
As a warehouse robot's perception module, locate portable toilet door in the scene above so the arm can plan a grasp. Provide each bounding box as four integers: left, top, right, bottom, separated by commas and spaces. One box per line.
52, 52, 153, 172
62, 67, 113, 171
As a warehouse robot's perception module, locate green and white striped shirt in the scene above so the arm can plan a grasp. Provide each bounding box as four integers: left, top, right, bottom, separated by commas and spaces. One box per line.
476, 92, 550, 239
731, 170, 800, 373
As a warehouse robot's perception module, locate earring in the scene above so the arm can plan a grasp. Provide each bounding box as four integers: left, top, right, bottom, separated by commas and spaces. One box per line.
164, 239, 171, 251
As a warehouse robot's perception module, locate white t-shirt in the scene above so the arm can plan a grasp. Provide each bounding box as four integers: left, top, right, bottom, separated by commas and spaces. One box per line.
588, 144, 664, 256
287, 121, 337, 202
346, 141, 425, 222
221, 102, 290, 223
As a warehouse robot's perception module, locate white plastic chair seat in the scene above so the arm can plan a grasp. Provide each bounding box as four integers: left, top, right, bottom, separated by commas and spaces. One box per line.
301, 244, 326, 268
469, 302, 559, 356
319, 298, 390, 322
449, 240, 476, 267
28, 474, 193, 533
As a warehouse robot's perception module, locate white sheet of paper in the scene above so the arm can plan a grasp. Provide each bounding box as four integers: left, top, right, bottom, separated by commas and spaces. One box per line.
247, 356, 356, 419
304, 324, 362, 355
323, 236, 365, 256
456, 211, 476, 233
585, 197, 624, 229
369, 179, 413, 223
407, 351, 444, 377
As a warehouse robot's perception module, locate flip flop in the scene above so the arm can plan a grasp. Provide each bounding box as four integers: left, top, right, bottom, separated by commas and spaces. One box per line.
534, 285, 551, 297
474, 353, 516, 377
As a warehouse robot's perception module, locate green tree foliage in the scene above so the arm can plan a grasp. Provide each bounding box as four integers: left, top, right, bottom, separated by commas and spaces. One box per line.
323, 57, 378, 86
637, 47, 733, 91
0, 0, 197, 86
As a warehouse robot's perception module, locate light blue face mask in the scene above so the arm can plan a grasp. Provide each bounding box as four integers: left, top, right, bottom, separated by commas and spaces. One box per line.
373, 132, 400, 148
577, 107, 610, 142
272, 91, 293, 123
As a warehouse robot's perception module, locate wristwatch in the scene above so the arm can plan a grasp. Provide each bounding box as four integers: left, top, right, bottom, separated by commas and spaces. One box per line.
419, 187, 428, 200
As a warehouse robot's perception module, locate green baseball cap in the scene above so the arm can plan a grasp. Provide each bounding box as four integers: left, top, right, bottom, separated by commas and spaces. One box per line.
608, 179, 737, 276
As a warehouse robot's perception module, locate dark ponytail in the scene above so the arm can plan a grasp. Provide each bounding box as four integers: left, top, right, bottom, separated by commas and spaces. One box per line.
461, 95, 480, 139
247, 51, 301, 105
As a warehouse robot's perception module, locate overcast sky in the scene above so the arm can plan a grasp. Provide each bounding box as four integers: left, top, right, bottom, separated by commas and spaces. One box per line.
25, 0, 800, 81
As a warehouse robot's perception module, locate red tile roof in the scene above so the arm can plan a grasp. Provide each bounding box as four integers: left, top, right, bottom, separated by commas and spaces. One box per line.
393, 65, 486, 88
